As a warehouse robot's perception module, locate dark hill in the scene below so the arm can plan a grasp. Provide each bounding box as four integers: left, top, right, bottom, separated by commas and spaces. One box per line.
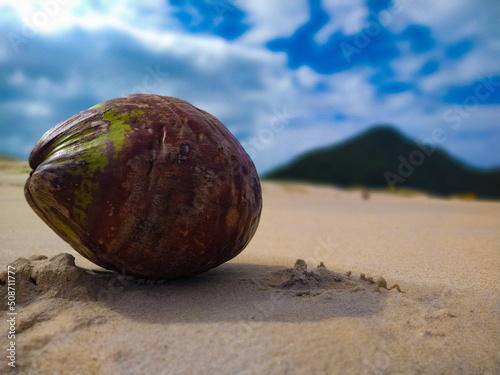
264, 126, 500, 199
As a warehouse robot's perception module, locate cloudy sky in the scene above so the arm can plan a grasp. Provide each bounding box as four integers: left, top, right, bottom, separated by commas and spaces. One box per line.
1, 0, 499, 173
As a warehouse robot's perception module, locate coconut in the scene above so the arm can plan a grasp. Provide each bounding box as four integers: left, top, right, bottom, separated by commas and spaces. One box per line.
25, 94, 262, 278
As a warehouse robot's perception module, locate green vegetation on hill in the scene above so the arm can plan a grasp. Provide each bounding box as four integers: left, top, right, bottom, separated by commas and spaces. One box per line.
0, 154, 19, 161
264, 126, 500, 199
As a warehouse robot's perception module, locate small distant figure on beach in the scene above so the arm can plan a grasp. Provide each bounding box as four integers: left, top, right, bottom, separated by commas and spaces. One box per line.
362, 189, 370, 200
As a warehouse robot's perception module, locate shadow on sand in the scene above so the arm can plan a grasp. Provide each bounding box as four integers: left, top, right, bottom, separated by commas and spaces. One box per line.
1, 253, 391, 325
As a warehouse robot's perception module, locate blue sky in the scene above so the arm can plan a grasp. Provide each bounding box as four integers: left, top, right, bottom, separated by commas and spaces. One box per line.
1, 0, 499, 173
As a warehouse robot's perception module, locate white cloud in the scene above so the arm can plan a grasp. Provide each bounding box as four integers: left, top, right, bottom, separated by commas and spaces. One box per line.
239, 0, 309, 46
319, 0, 367, 37
7, 69, 27, 85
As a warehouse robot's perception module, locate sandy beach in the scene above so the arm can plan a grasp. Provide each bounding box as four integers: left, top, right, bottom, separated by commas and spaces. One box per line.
1, 164, 499, 374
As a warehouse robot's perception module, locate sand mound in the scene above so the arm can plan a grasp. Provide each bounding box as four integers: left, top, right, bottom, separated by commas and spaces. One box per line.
0, 254, 96, 309
1, 255, 400, 362
0, 253, 173, 312
253, 259, 402, 296
0, 255, 401, 313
